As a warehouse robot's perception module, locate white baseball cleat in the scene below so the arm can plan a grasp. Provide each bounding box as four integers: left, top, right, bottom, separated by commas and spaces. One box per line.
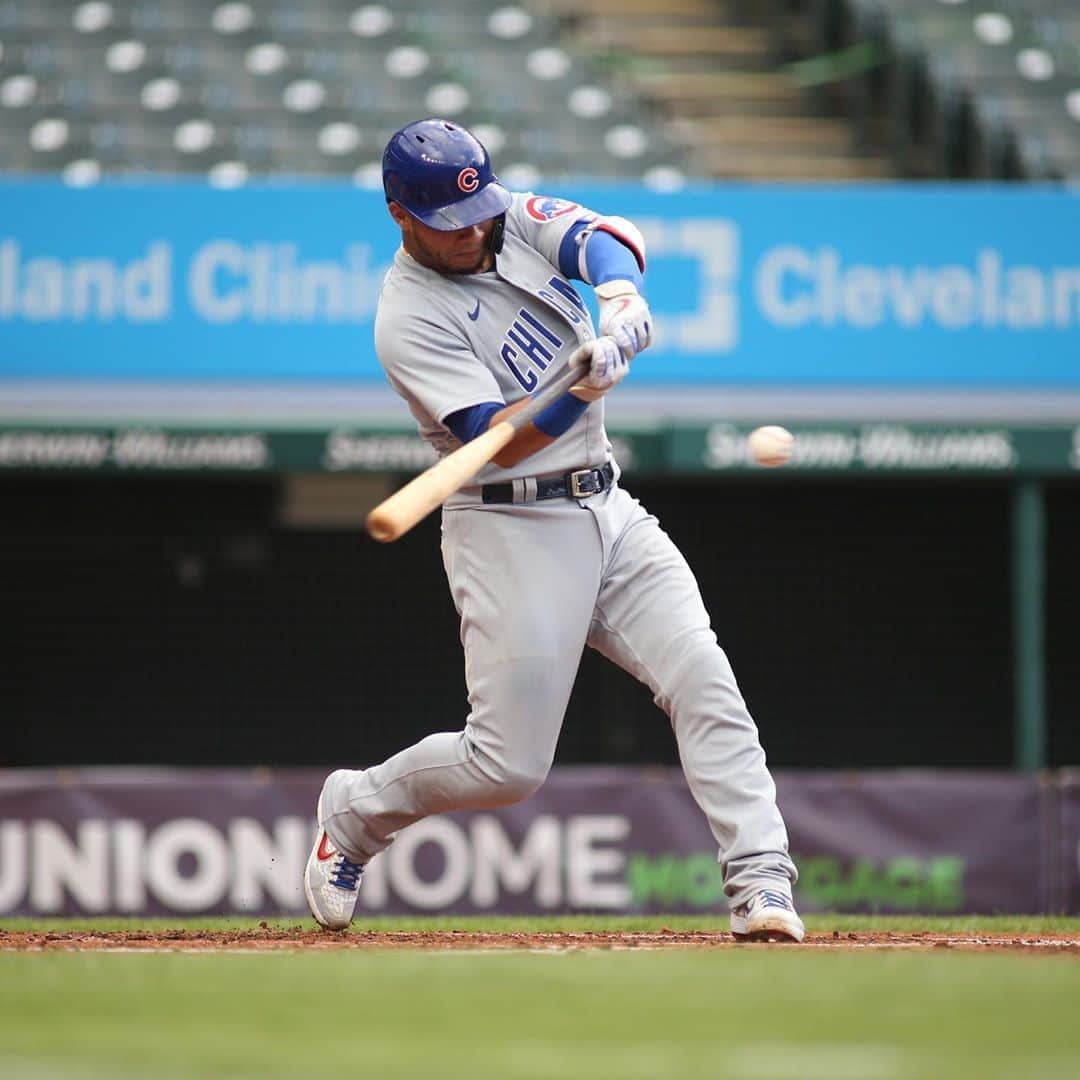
730, 889, 805, 943
303, 795, 364, 930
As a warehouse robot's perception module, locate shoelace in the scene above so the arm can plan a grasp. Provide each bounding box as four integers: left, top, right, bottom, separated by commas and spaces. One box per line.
330, 856, 364, 892
755, 889, 793, 911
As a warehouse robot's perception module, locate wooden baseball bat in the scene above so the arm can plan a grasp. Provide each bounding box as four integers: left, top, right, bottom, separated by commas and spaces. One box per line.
365, 346, 592, 543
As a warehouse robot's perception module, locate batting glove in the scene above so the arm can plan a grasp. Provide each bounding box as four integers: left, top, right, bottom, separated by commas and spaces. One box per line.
597, 279, 653, 361
569, 337, 629, 402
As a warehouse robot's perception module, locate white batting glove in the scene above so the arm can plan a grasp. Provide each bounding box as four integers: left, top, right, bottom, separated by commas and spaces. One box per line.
569, 337, 629, 402
596, 279, 653, 361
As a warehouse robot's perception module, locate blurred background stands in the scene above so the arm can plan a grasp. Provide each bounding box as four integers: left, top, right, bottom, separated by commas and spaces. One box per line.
0, 0, 687, 187
0, 2, 1076, 187
787, 0, 1080, 180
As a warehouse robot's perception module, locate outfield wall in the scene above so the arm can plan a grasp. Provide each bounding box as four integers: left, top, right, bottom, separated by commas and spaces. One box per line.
0, 768, 1075, 918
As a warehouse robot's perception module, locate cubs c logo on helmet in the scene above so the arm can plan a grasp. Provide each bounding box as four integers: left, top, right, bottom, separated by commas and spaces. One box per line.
525, 196, 580, 222
457, 167, 480, 193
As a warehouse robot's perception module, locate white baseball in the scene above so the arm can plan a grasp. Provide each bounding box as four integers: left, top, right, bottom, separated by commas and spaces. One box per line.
748, 425, 794, 467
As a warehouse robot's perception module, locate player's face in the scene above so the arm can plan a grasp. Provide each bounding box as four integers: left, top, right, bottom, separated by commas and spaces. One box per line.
390, 203, 496, 275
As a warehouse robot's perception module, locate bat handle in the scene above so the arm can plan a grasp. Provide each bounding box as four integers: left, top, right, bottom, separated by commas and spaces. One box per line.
506, 345, 592, 432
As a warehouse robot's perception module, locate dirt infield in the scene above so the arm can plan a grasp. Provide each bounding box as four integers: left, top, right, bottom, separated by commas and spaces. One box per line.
3, 927, 1078, 953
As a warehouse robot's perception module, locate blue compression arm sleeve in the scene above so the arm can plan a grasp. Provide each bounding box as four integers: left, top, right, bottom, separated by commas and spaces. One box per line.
557, 222, 644, 290
446, 393, 588, 444
533, 393, 589, 437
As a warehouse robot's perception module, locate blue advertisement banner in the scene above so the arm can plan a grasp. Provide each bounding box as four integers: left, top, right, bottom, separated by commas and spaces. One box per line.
1, 181, 1078, 386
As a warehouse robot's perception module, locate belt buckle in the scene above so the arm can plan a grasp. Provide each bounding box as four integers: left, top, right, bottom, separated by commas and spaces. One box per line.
569, 467, 601, 498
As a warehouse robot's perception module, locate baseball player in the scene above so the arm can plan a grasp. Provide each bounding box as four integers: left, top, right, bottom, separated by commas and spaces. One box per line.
304, 118, 804, 942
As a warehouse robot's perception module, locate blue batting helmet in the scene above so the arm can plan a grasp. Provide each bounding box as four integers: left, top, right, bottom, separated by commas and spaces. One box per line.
382, 118, 512, 231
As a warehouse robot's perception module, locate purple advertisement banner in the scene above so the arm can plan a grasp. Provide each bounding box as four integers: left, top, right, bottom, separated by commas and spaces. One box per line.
780, 771, 1051, 916
1061, 770, 1080, 915
0, 767, 1069, 918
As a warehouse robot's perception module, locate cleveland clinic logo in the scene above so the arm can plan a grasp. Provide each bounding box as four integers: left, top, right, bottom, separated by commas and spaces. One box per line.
639, 218, 740, 352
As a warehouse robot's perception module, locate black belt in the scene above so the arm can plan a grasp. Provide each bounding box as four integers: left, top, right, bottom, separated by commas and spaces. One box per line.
482, 462, 615, 504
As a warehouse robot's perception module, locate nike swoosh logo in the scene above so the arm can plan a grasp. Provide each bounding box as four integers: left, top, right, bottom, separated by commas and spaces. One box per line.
316, 832, 337, 861
468, 300, 481, 321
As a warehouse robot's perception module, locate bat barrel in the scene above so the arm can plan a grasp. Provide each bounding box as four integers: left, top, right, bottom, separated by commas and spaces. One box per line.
365, 509, 401, 543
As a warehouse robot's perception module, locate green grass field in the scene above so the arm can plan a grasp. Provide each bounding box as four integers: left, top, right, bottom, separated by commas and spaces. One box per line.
2, 916, 1078, 1080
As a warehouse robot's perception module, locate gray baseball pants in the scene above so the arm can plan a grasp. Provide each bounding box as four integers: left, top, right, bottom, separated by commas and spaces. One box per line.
320, 483, 797, 905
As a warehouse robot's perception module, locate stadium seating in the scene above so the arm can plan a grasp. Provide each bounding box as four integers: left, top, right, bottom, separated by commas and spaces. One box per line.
0, 0, 685, 185
570, 0, 893, 179
7, 1, 1071, 185
828, 0, 1080, 179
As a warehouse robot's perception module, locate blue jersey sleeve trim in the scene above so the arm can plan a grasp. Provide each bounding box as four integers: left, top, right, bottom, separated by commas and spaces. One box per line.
445, 401, 503, 444
557, 221, 588, 279
556, 222, 643, 290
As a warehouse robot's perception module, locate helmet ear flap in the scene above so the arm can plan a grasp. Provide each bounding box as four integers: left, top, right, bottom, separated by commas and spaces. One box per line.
488, 213, 506, 255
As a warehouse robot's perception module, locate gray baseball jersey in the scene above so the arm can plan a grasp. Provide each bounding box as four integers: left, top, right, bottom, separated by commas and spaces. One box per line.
374, 193, 611, 506
320, 191, 798, 911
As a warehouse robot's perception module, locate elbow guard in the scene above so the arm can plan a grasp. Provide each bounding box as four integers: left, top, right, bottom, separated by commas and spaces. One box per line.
576, 215, 647, 280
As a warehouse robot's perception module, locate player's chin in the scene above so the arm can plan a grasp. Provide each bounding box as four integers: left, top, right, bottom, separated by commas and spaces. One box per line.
446, 249, 488, 274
